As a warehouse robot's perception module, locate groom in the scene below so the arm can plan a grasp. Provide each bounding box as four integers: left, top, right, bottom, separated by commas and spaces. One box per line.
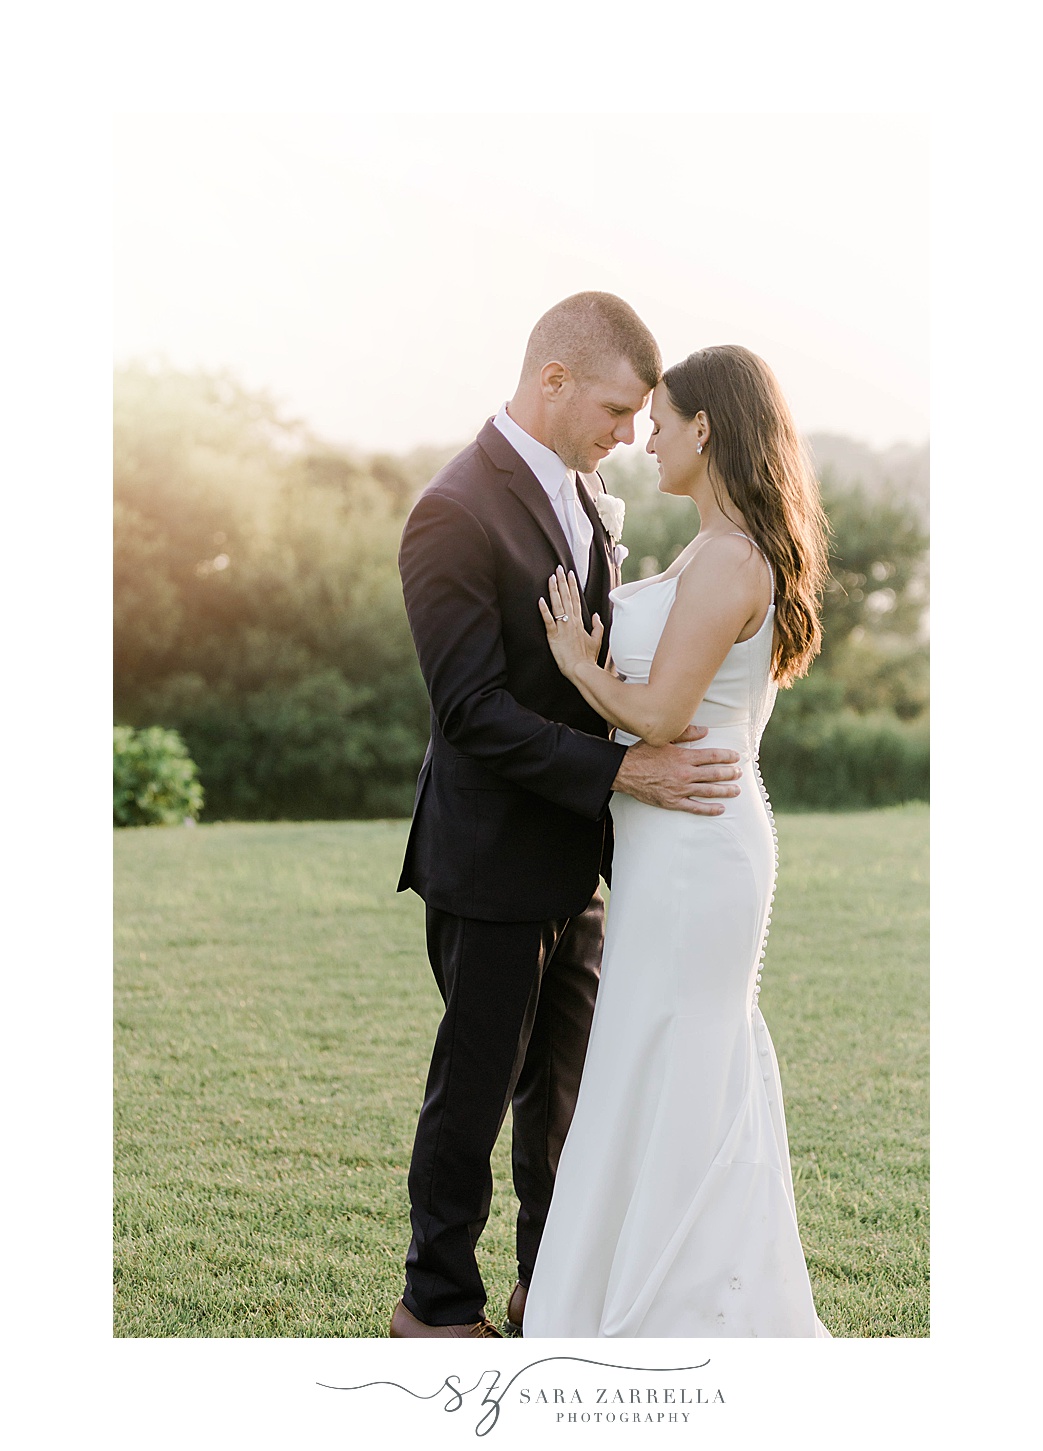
391, 292, 741, 1338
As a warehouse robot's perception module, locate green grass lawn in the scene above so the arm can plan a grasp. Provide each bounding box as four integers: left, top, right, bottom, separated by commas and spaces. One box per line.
113, 806, 928, 1338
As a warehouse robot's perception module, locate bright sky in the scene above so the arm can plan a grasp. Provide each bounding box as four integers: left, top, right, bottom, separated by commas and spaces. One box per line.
114, 113, 927, 455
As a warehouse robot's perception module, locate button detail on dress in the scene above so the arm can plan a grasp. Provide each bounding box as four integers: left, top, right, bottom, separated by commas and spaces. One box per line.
750, 758, 779, 1018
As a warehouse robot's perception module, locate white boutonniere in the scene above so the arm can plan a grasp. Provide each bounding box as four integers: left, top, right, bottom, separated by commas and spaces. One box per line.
594, 491, 625, 543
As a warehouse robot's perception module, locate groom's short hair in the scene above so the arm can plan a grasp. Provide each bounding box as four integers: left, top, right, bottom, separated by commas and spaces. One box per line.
521, 291, 662, 391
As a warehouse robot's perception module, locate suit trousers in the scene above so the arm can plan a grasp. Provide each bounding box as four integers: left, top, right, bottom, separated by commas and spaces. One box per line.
402, 893, 605, 1325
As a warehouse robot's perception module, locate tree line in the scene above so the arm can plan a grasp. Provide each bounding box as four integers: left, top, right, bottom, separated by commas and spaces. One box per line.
114, 362, 928, 819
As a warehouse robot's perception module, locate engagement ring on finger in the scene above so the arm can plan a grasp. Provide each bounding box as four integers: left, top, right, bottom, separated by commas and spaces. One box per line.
557, 614, 568, 622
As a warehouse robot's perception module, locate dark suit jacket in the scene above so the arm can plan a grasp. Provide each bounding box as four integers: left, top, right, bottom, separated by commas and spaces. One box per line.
397, 418, 629, 922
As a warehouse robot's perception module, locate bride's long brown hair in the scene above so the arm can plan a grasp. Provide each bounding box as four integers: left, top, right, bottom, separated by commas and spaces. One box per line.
662, 345, 830, 687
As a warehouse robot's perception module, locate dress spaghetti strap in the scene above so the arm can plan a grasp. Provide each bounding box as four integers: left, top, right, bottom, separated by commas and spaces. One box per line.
728, 531, 775, 603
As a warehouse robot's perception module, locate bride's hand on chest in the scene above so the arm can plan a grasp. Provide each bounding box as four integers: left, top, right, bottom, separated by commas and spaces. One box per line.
538, 567, 604, 679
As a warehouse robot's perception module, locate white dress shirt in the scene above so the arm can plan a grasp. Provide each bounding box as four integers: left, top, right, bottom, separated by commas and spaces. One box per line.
493, 403, 594, 589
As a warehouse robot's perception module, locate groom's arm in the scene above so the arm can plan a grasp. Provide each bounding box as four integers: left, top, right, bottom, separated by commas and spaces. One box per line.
400, 490, 627, 820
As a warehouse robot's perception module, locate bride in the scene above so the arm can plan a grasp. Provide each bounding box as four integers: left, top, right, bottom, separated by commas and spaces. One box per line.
524, 344, 832, 1338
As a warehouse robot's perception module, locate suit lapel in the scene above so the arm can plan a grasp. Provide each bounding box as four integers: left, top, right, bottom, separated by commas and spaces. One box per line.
478, 419, 576, 569
506, 465, 577, 575
477, 421, 618, 630
577, 470, 618, 597
576, 471, 617, 668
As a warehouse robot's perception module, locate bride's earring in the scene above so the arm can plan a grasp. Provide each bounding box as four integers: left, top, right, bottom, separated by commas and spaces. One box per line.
696, 442, 704, 455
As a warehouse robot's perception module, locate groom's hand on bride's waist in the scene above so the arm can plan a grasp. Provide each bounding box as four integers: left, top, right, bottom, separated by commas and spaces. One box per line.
611, 726, 742, 816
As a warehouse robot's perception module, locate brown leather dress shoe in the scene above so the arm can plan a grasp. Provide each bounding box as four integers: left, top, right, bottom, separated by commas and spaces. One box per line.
389, 1299, 502, 1338
503, 1281, 526, 1337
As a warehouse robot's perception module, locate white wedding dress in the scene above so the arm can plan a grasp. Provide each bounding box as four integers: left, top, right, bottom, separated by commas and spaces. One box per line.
524, 540, 831, 1338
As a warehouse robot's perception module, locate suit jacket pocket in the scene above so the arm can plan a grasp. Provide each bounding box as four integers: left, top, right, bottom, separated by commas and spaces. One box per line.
454, 756, 512, 791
